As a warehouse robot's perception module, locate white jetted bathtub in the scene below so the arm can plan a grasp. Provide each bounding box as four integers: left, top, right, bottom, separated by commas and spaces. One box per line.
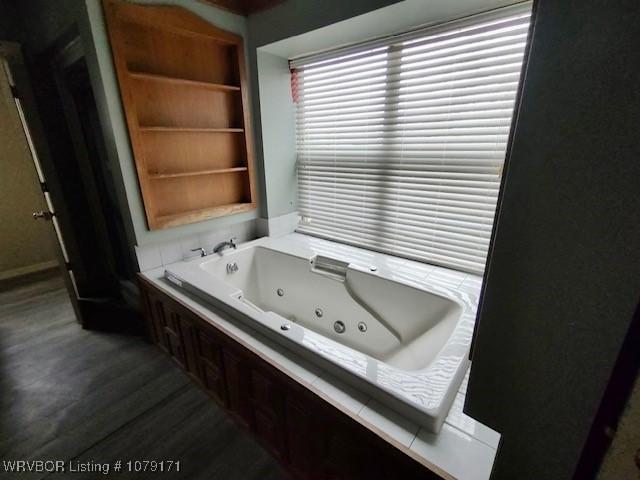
165, 234, 476, 432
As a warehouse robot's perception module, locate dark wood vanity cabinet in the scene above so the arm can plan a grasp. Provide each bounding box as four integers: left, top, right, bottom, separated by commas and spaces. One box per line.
145, 288, 189, 370
222, 348, 253, 428
191, 326, 227, 406
249, 367, 288, 460
139, 277, 439, 480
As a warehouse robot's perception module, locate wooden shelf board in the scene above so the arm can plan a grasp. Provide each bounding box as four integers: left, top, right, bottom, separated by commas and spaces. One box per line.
115, 9, 239, 46
139, 126, 244, 133
129, 71, 241, 91
149, 166, 248, 179
155, 202, 255, 229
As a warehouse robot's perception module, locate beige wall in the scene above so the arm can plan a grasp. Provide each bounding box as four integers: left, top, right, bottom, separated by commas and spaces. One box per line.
0, 59, 57, 279
598, 372, 640, 480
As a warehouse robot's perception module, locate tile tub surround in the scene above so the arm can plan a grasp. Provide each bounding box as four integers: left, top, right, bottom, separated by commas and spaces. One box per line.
165, 234, 473, 432
256, 211, 301, 238
135, 219, 258, 271
143, 236, 499, 480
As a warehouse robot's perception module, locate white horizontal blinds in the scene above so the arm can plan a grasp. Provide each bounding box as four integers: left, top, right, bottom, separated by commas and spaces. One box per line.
294, 3, 531, 274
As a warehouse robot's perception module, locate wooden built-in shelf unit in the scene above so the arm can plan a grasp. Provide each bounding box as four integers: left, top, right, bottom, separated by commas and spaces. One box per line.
103, 0, 257, 230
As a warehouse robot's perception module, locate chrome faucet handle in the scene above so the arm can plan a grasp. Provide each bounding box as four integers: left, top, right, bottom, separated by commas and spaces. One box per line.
212, 238, 238, 254
190, 247, 207, 257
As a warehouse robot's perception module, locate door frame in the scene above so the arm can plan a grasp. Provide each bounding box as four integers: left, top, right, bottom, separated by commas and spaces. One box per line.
50, 35, 122, 288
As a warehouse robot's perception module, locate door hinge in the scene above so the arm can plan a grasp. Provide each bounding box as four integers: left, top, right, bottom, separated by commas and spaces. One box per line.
10, 85, 19, 99
40, 182, 48, 193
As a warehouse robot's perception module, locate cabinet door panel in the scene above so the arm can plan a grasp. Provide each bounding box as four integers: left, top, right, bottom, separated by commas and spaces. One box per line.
162, 304, 191, 371
145, 290, 170, 353
165, 327, 188, 369
321, 424, 382, 480
249, 368, 287, 460
286, 394, 324, 479
222, 348, 252, 428
200, 362, 227, 406
191, 324, 227, 405
249, 369, 283, 414
254, 407, 287, 460
193, 328, 224, 369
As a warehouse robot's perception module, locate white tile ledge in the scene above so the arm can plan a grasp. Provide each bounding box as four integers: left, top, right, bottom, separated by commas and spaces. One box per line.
142, 251, 498, 480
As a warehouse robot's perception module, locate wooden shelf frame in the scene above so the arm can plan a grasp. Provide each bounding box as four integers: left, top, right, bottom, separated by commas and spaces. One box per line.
103, 0, 257, 230
139, 126, 244, 133
129, 70, 241, 92
155, 203, 255, 229
149, 166, 248, 179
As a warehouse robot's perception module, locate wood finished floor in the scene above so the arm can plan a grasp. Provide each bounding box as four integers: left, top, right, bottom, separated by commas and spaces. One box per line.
0, 276, 284, 479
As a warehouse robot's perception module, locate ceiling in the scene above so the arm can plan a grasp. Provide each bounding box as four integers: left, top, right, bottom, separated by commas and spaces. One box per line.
200, 0, 285, 16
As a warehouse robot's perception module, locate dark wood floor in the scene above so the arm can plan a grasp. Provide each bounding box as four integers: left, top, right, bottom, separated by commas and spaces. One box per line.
0, 276, 284, 479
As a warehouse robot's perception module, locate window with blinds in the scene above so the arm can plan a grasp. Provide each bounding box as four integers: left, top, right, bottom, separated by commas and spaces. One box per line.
292, 2, 531, 274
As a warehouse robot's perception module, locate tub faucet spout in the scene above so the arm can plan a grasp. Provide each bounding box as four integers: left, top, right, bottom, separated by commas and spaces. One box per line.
213, 237, 237, 254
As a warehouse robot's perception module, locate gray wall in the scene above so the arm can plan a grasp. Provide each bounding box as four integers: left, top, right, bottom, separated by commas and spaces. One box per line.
12, 0, 261, 248
247, 0, 401, 48
597, 371, 640, 479
8, 0, 405, 258
466, 1, 640, 479
256, 51, 297, 217
0, 0, 24, 41
247, 0, 515, 218
246, 0, 401, 218
13, 0, 521, 246
10, 0, 81, 51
